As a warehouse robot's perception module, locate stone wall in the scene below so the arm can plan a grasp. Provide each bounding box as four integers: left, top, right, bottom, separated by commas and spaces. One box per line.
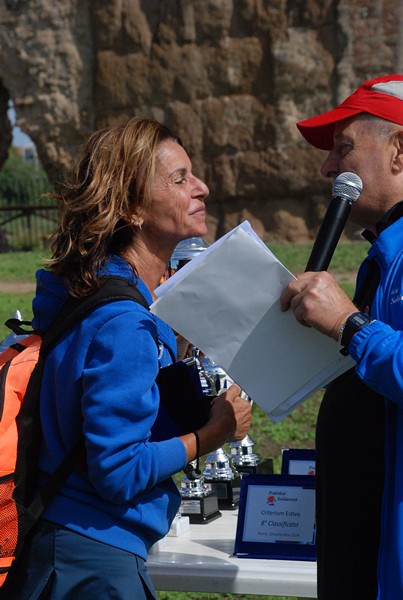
0, 0, 402, 242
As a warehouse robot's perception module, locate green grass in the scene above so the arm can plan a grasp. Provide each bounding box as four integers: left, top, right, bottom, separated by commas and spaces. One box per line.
0, 242, 368, 600
268, 240, 368, 311
0, 240, 369, 337
269, 239, 368, 276
0, 251, 45, 338
0, 250, 46, 281
0, 292, 34, 329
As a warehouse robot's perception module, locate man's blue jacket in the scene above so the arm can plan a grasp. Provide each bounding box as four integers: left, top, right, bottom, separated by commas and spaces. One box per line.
348, 215, 403, 599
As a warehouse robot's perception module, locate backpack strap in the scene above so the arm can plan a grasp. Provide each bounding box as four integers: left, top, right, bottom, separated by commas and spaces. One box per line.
24, 275, 151, 527
4, 319, 35, 336
40, 276, 150, 356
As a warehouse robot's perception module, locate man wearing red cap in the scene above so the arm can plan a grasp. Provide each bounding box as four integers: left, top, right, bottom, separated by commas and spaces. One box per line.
281, 74, 403, 600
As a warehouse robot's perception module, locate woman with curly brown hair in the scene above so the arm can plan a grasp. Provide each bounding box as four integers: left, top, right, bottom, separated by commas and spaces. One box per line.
1, 117, 251, 599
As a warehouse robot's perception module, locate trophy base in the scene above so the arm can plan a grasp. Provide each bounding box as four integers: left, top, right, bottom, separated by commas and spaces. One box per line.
204, 476, 241, 510
235, 458, 274, 477
180, 491, 222, 524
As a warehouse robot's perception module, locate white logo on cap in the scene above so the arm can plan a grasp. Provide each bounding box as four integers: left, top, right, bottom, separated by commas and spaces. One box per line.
372, 80, 403, 101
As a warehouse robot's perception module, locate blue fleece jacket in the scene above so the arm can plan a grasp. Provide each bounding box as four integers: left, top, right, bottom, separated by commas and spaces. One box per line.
345, 216, 403, 599
32, 256, 188, 560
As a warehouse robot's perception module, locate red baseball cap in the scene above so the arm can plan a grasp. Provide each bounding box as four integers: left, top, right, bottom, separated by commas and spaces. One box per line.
297, 74, 403, 150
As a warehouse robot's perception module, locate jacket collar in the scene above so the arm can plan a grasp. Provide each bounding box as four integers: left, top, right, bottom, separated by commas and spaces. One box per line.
362, 200, 403, 243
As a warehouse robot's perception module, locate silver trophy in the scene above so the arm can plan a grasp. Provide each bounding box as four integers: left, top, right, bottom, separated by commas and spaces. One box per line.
179, 461, 221, 524
229, 434, 274, 477
199, 358, 242, 509
199, 355, 232, 395
168, 236, 209, 276
203, 447, 241, 510
229, 434, 260, 470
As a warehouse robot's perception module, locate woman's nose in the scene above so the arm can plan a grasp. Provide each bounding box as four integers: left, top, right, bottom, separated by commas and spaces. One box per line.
194, 176, 209, 198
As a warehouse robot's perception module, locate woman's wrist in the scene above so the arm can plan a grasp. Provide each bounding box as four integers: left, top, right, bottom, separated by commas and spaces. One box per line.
193, 430, 200, 460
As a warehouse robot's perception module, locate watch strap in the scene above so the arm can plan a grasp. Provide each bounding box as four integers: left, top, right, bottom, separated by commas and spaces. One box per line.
340, 312, 375, 348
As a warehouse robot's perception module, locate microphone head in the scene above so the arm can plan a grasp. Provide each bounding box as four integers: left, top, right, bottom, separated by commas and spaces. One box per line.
332, 172, 362, 203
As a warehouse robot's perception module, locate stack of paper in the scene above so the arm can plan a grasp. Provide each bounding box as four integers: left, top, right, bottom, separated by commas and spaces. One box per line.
151, 222, 355, 422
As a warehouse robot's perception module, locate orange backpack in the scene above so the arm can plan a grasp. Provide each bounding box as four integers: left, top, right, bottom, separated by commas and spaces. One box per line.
0, 276, 149, 587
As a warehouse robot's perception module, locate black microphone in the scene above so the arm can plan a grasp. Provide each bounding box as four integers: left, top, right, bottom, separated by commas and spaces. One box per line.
305, 172, 362, 272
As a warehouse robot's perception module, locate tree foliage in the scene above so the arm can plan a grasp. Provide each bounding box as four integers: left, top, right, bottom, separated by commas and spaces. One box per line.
0, 147, 51, 205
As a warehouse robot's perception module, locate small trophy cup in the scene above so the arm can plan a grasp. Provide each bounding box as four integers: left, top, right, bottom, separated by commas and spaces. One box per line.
203, 447, 241, 510
229, 435, 274, 477
179, 461, 221, 524
167, 236, 209, 278
199, 354, 231, 395
229, 434, 260, 471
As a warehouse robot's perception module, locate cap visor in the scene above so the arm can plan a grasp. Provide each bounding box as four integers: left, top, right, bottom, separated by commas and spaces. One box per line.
297, 107, 363, 150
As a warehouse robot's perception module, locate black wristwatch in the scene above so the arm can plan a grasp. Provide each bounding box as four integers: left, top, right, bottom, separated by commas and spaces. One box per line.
340, 312, 375, 348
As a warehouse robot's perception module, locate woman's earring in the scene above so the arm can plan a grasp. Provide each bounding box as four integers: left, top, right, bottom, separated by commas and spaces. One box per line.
131, 217, 143, 230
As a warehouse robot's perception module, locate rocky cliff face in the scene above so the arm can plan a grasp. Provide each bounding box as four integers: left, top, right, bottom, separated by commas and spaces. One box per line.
0, 0, 401, 242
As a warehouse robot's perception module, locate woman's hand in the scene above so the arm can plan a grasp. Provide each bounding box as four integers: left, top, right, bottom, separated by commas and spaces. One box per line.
208, 385, 252, 442
180, 384, 252, 463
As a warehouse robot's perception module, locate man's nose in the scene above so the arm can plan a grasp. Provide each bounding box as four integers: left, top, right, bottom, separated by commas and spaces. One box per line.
320, 152, 339, 179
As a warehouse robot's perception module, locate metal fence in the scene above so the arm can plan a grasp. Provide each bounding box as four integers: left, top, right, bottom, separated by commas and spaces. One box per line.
0, 201, 60, 251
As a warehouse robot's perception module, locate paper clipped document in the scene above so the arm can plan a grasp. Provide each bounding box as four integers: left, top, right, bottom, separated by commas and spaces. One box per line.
151, 222, 355, 422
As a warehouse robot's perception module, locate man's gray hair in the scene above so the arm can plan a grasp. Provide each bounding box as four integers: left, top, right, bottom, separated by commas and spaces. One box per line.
356, 113, 402, 139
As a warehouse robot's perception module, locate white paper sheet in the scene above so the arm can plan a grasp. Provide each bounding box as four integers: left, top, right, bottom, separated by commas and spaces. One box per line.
151, 222, 355, 422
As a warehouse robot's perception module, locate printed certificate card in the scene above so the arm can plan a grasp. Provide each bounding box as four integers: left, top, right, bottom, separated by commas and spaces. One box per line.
281, 449, 316, 476
234, 474, 316, 560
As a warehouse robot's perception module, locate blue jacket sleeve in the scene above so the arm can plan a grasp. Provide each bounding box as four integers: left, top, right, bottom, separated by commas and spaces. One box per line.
350, 319, 403, 406
81, 308, 188, 503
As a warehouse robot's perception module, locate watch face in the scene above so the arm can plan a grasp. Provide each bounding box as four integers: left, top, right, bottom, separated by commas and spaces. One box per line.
341, 312, 374, 348
352, 313, 370, 326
